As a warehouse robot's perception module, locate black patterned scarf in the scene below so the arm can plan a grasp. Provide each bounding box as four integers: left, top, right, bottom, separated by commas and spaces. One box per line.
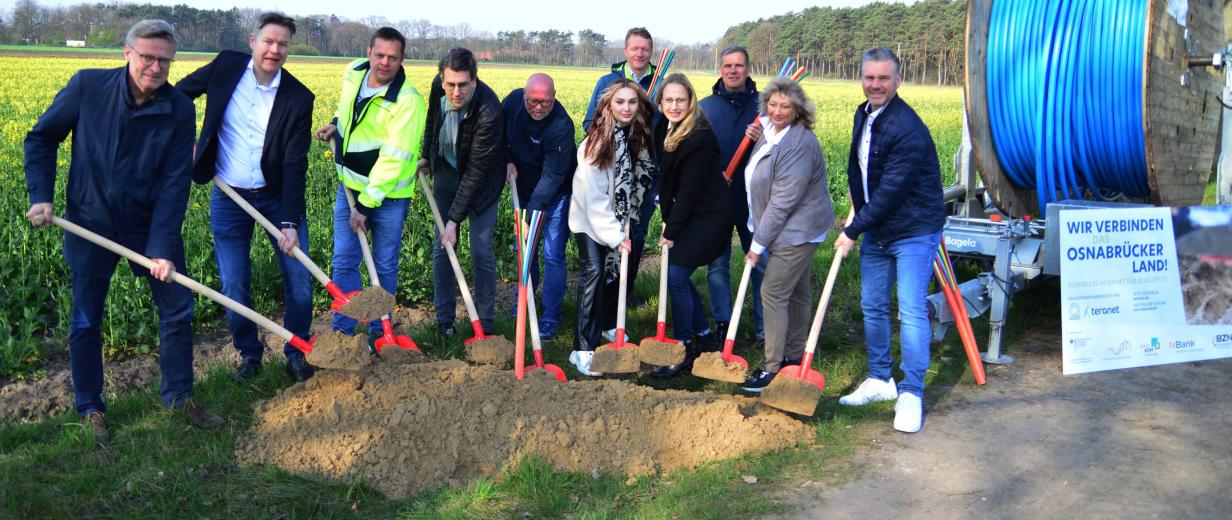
604, 125, 656, 282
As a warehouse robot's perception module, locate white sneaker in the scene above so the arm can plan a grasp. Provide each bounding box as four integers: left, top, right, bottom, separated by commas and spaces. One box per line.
568, 350, 603, 377
893, 392, 924, 433
838, 377, 899, 406
601, 328, 629, 343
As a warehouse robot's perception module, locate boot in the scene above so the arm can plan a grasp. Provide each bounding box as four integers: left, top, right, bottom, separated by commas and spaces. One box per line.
649, 340, 699, 378
694, 331, 720, 353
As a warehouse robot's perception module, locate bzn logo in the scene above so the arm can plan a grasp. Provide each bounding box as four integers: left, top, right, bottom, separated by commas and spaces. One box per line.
1213, 334, 1232, 349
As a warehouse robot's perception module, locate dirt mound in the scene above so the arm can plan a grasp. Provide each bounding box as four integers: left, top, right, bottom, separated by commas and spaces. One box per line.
692, 352, 748, 383
236, 360, 809, 499
465, 336, 514, 365
760, 376, 823, 416
305, 330, 373, 370
591, 344, 641, 373
1179, 254, 1232, 325
639, 339, 685, 366
336, 286, 395, 322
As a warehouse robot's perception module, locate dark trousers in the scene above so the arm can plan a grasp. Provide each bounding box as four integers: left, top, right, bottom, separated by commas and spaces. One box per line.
69, 254, 194, 416
573, 233, 619, 351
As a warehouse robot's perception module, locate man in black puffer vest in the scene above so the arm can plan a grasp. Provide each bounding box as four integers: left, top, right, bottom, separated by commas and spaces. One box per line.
421, 48, 505, 336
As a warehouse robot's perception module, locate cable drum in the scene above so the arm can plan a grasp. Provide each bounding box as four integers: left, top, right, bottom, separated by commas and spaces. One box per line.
964, 0, 1224, 217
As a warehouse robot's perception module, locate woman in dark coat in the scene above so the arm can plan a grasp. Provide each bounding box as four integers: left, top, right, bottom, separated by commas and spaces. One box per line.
649, 73, 732, 377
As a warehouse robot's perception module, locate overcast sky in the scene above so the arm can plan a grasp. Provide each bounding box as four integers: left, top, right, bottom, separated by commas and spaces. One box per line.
17, 0, 903, 44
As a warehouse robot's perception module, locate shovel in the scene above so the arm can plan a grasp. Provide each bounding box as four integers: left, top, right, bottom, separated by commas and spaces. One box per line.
638, 234, 684, 366
418, 171, 514, 364
691, 260, 752, 383
47, 215, 374, 370
509, 190, 567, 381
212, 179, 392, 321
589, 222, 641, 374
760, 210, 854, 416
341, 188, 420, 355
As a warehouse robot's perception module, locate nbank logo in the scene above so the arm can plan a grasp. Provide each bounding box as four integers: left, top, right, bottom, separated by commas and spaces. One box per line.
1169, 338, 1197, 350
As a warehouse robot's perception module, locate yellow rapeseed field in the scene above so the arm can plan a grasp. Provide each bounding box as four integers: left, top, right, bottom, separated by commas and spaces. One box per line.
0, 53, 962, 373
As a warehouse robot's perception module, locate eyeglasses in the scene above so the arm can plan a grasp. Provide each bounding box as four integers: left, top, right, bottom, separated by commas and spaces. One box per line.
525, 98, 555, 108
135, 53, 175, 68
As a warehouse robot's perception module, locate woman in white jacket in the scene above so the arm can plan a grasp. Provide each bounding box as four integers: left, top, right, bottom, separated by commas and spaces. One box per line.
567, 78, 657, 376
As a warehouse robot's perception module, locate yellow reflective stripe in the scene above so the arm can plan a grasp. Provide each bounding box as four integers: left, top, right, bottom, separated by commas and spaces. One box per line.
380, 144, 415, 162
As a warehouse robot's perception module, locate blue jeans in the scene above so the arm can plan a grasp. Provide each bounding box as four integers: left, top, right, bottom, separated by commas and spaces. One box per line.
330, 185, 410, 336
69, 254, 194, 415
433, 200, 498, 332
667, 264, 709, 341
518, 193, 570, 327
860, 231, 941, 397
706, 242, 766, 333
210, 186, 312, 362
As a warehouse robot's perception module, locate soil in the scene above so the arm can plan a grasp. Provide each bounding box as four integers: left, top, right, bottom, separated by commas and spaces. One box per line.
377, 345, 427, 366
591, 344, 642, 373
760, 376, 823, 416
305, 330, 373, 371
336, 286, 395, 322
638, 339, 685, 366
692, 352, 749, 383
236, 360, 810, 500
464, 336, 515, 366
772, 323, 1232, 519
1178, 254, 1232, 325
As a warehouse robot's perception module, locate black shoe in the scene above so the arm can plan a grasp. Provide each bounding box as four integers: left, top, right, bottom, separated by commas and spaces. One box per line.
438, 322, 456, 337
694, 332, 720, 353
782, 358, 803, 368
284, 355, 315, 382
649, 341, 699, 378
714, 321, 730, 337
85, 411, 110, 442
740, 370, 776, 394
233, 360, 262, 381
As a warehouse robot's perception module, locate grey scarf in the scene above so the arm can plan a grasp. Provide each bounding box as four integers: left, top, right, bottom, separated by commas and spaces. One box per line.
438, 96, 469, 168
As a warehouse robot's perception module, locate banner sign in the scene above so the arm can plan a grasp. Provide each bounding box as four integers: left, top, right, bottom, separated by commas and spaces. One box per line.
1059, 206, 1232, 374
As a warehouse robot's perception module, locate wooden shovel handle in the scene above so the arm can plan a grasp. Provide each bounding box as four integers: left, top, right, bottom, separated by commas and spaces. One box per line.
341, 187, 382, 287
51, 216, 293, 342
802, 209, 856, 355
212, 178, 331, 286
418, 171, 482, 323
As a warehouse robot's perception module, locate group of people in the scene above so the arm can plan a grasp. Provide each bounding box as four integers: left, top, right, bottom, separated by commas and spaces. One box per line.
23, 14, 945, 443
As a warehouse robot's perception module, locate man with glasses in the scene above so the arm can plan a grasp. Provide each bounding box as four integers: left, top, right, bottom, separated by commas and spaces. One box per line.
314, 27, 426, 345
501, 73, 577, 339
420, 48, 505, 337
176, 12, 316, 383
24, 19, 222, 442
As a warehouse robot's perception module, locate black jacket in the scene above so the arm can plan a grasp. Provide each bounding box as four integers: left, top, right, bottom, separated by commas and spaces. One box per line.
501, 88, 577, 211
844, 95, 945, 242
699, 77, 758, 232
422, 76, 505, 224
25, 67, 195, 275
175, 50, 315, 225
654, 117, 731, 267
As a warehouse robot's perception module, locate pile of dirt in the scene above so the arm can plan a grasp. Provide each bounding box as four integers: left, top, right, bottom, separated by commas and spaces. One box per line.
465, 336, 514, 365
1179, 254, 1232, 324
591, 344, 641, 373
305, 330, 373, 370
639, 339, 685, 366
692, 352, 748, 383
236, 360, 809, 499
336, 286, 395, 322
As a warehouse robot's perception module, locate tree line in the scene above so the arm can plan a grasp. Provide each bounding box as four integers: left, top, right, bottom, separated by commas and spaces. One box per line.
2, 0, 966, 83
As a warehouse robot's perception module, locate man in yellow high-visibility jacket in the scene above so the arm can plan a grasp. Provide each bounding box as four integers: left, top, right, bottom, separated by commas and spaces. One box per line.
314, 27, 425, 343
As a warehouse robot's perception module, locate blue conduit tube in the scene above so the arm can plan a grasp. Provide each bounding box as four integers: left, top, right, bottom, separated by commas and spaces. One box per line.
986, 0, 1150, 211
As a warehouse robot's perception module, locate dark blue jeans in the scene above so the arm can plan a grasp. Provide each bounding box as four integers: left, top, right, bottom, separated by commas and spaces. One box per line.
330, 185, 410, 336
210, 186, 312, 362
513, 193, 570, 326
433, 200, 498, 332
667, 264, 709, 341
69, 254, 194, 416
860, 231, 942, 397
706, 242, 766, 333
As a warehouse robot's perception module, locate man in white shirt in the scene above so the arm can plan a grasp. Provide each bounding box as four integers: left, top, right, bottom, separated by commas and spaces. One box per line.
177, 12, 318, 382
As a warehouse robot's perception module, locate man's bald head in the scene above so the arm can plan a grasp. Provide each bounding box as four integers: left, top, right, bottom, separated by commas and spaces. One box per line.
524, 73, 556, 120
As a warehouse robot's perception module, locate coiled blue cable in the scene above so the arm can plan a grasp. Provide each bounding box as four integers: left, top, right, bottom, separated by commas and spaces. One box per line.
987, 0, 1150, 211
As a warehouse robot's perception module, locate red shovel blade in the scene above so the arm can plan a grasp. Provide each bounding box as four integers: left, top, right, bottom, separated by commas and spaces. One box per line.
463, 320, 489, 345
328, 288, 363, 314
777, 363, 826, 390
375, 317, 421, 353
527, 349, 568, 381
640, 322, 681, 346
289, 335, 315, 354
720, 338, 749, 368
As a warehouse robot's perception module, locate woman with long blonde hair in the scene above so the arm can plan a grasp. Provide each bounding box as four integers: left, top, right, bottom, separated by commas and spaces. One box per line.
647, 73, 731, 378
567, 78, 657, 376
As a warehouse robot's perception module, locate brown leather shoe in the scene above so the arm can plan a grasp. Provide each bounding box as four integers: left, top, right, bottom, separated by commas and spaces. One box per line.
85, 411, 110, 442
178, 399, 224, 430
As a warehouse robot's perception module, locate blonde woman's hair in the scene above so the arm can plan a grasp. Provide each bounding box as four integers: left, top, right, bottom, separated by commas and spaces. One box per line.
656, 73, 706, 152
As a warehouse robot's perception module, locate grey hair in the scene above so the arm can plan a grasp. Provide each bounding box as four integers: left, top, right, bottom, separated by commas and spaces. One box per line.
759, 77, 815, 130
719, 45, 749, 65
125, 19, 177, 48
860, 47, 900, 77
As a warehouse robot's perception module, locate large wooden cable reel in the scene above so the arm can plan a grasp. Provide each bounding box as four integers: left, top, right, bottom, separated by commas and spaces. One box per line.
964, 0, 1225, 217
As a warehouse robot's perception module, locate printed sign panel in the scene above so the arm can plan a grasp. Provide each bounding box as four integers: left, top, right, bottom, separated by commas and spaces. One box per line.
1059, 206, 1232, 374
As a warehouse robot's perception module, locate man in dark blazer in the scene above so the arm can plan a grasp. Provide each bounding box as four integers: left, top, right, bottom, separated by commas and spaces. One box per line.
176, 12, 316, 382
25, 19, 221, 442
